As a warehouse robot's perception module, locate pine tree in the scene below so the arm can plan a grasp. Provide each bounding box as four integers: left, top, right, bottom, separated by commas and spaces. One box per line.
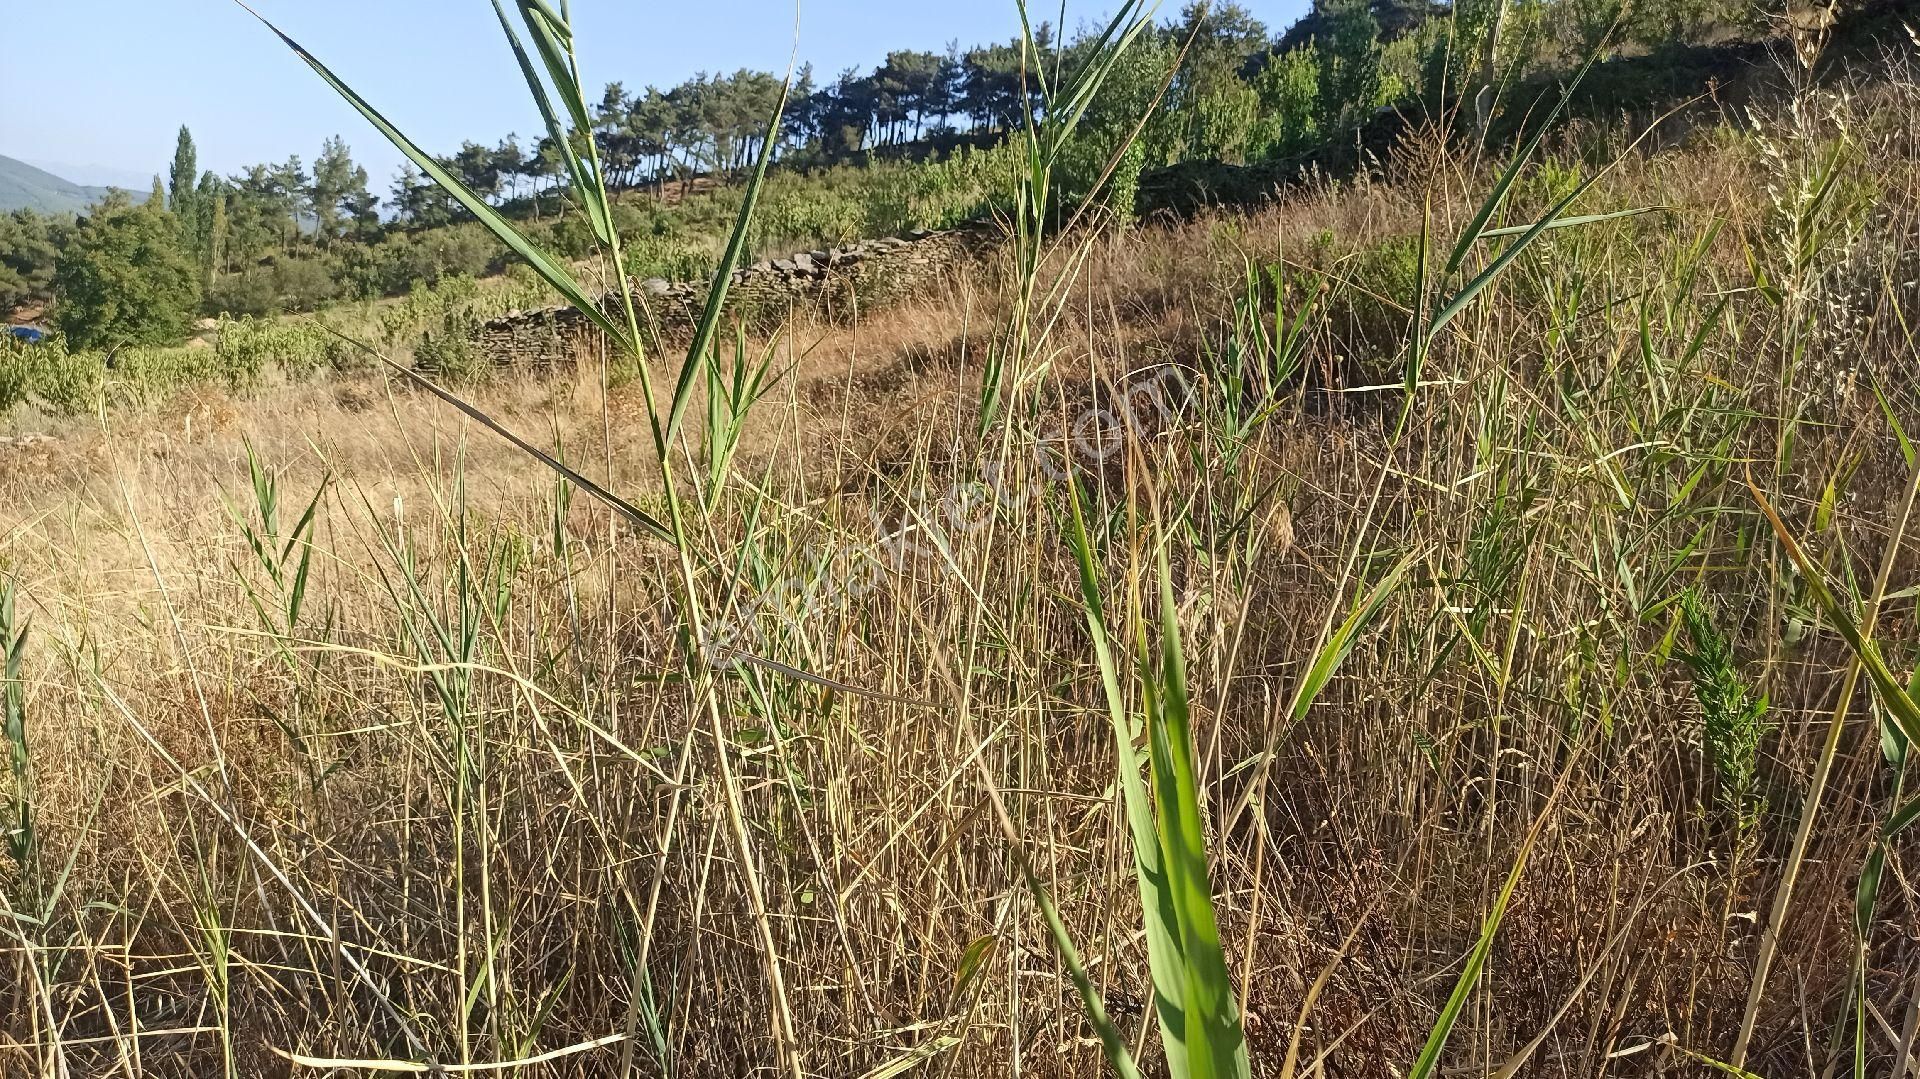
310, 136, 367, 243
190, 170, 225, 271
206, 193, 228, 289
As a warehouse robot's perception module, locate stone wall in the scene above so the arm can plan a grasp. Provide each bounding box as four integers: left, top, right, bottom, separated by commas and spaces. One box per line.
469, 220, 1001, 370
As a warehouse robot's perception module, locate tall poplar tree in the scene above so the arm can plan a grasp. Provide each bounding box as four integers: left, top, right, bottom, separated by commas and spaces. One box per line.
169, 126, 200, 230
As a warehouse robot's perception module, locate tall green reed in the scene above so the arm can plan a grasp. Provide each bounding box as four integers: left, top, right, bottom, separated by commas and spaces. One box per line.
1020, 22, 1687, 1079
246, 1, 810, 1072
978, 0, 1162, 435
1, 582, 30, 898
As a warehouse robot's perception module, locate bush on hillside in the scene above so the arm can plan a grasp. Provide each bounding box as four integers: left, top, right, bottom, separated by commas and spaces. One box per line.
52, 197, 202, 351
207, 268, 280, 318
216, 316, 347, 381
207, 256, 339, 317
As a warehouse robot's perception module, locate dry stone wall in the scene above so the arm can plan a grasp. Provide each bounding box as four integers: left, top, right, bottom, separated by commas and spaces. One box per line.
470, 221, 1001, 370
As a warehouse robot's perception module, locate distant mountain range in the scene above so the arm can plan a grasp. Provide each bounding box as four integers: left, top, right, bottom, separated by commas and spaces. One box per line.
0, 155, 151, 215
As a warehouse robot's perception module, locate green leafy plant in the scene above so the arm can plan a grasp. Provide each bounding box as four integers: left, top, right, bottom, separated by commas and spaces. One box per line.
227, 441, 328, 670
1676, 590, 1771, 833
1, 581, 31, 888
51, 195, 202, 351
1061, 485, 1249, 1079
701, 324, 779, 509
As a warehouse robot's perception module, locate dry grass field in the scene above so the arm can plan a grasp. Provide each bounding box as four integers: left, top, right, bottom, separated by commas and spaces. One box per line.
5, 20, 1920, 1079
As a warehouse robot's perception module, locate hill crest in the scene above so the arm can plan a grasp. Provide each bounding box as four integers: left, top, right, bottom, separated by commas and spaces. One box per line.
0, 154, 150, 215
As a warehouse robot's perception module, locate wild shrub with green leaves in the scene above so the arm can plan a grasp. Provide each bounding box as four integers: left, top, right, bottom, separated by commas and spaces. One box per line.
1676, 590, 1771, 833
51, 195, 202, 351
214, 316, 339, 382
412, 308, 487, 380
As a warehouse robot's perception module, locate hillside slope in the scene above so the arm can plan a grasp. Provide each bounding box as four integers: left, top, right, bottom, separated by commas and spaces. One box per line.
0, 154, 147, 214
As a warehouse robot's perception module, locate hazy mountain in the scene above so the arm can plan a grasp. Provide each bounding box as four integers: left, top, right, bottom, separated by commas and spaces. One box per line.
22, 158, 155, 191
0, 155, 150, 215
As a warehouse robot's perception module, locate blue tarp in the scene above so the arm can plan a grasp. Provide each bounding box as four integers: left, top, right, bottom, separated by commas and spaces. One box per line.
5, 326, 46, 344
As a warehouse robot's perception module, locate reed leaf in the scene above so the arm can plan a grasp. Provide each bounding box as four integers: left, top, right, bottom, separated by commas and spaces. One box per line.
1428, 179, 1599, 342
1063, 476, 1191, 1076
489, 0, 614, 245
1444, 48, 1605, 277
1748, 478, 1920, 749
666, 75, 791, 447
1144, 546, 1251, 1079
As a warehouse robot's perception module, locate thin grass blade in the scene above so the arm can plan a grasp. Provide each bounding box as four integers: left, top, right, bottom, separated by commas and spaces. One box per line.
665, 76, 792, 446
1407, 744, 1578, 1079
1475, 205, 1671, 239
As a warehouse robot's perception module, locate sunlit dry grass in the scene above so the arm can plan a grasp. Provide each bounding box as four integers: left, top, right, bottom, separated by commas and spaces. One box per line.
4, 37, 1920, 1079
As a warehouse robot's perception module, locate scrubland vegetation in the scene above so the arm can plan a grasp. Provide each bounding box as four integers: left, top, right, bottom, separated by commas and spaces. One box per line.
3, 0, 1772, 402
6, 0, 1920, 1077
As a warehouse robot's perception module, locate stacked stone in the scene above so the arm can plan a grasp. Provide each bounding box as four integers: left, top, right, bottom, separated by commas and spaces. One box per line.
469, 222, 999, 370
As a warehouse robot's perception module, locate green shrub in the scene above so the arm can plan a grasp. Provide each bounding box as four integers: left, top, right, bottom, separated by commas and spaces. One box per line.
1315, 0, 1385, 135
272, 257, 339, 312
0, 317, 361, 417
52, 199, 202, 351
0, 338, 42, 412
215, 316, 337, 382
412, 309, 484, 381
1325, 233, 1421, 374
1249, 46, 1322, 160
206, 256, 340, 317
31, 347, 107, 414
1677, 592, 1772, 834
1055, 39, 1170, 220
207, 269, 280, 318
0, 335, 106, 415
116, 344, 232, 399
423, 224, 500, 280
0, 336, 241, 415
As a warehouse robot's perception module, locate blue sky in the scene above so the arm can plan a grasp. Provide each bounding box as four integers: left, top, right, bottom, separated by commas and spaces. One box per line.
3, 0, 1309, 192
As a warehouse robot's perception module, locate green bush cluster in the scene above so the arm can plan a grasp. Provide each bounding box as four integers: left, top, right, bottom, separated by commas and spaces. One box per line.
411, 309, 485, 381
0, 312, 385, 416
0, 333, 255, 414
214, 316, 358, 381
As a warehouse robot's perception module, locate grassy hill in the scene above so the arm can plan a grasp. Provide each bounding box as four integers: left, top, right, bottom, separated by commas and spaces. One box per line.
0, 154, 147, 215
9, 11, 1920, 1076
